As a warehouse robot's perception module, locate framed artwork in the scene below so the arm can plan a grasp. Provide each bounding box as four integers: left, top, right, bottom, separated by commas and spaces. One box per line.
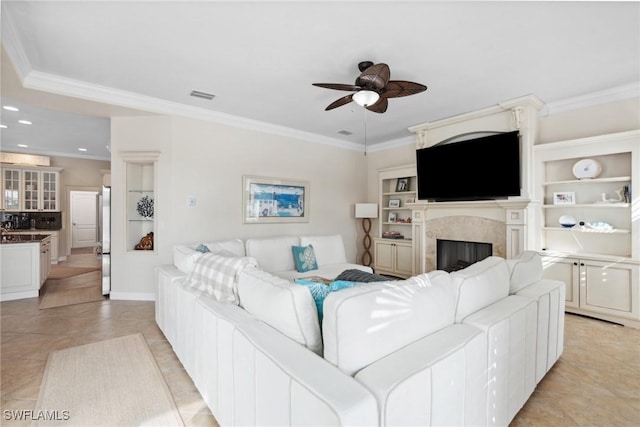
388, 212, 398, 223
243, 175, 310, 223
396, 177, 410, 192
553, 191, 576, 205
388, 199, 400, 208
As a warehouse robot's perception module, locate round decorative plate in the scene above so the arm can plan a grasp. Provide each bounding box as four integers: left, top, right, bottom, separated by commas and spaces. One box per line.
572, 158, 602, 179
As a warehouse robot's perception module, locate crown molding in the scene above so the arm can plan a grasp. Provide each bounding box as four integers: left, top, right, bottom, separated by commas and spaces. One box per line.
19, 70, 365, 152
366, 135, 415, 153
1, 7, 32, 79
539, 82, 640, 116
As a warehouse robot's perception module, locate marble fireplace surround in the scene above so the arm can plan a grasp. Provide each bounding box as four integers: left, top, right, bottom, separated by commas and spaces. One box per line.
410, 199, 531, 273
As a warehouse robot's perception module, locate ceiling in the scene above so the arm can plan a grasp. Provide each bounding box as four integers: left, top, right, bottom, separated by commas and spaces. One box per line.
1, 1, 639, 161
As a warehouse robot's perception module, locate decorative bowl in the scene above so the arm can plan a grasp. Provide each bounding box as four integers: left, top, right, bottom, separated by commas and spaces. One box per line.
558, 215, 577, 228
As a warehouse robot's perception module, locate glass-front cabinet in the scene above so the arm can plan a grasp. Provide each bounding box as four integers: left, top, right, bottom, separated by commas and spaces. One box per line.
1, 166, 61, 211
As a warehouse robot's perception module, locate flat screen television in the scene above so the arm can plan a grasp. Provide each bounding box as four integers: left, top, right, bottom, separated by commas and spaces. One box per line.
416, 131, 521, 201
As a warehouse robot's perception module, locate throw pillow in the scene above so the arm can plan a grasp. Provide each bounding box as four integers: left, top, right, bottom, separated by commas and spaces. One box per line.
195, 244, 210, 253
294, 279, 362, 322
292, 245, 319, 272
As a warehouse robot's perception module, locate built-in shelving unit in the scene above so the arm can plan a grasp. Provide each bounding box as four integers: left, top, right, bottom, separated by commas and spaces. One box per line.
122, 152, 159, 252
533, 130, 639, 327
375, 164, 416, 278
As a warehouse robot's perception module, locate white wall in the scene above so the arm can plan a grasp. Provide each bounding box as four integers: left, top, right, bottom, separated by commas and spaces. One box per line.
110, 115, 368, 299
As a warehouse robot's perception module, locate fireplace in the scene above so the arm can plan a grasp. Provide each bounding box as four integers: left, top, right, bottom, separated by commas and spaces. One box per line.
437, 239, 492, 272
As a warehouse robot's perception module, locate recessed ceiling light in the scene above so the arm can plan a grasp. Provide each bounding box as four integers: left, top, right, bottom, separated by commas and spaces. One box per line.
3, 106, 19, 112
18, 120, 32, 125
78, 148, 88, 152
190, 90, 215, 100
18, 144, 28, 148
0, 124, 7, 129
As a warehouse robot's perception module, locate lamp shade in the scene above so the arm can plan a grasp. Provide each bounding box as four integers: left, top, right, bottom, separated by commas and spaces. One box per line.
355, 203, 378, 219
352, 90, 380, 107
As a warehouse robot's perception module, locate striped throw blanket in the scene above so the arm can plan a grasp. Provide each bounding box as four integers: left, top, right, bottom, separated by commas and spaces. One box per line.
186, 253, 258, 304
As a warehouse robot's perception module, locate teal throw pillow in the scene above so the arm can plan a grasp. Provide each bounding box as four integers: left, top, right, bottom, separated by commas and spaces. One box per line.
294, 279, 363, 322
195, 244, 210, 253
292, 245, 318, 272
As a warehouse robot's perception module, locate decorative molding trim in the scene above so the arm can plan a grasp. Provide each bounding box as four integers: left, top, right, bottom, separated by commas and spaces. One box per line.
109, 292, 156, 301
0, 152, 50, 166
366, 135, 415, 153
20, 71, 366, 152
0, 8, 32, 80
539, 82, 640, 116
0, 147, 110, 162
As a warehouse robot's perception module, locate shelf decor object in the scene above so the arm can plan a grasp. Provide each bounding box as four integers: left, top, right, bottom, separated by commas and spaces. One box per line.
355, 203, 378, 267
396, 177, 411, 192
572, 158, 602, 179
553, 191, 575, 205
558, 215, 577, 228
136, 195, 154, 219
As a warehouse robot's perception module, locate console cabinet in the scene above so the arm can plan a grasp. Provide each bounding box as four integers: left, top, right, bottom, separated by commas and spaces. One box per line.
534, 130, 640, 327
373, 238, 413, 278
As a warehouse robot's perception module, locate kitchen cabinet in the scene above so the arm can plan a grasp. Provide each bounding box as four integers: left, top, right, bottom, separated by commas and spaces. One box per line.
534, 130, 640, 327
374, 238, 413, 278
4, 230, 59, 264
1, 165, 62, 211
0, 235, 51, 301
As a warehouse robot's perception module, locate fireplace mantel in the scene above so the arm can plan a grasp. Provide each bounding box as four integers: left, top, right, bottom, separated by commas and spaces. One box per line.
410, 199, 531, 273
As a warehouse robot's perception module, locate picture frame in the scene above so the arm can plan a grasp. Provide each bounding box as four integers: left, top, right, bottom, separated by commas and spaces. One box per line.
388, 199, 400, 208
396, 177, 410, 192
553, 191, 576, 205
388, 212, 398, 223
243, 175, 310, 223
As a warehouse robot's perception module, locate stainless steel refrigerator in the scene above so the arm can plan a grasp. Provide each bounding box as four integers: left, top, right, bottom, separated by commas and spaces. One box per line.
97, 185, 111, 295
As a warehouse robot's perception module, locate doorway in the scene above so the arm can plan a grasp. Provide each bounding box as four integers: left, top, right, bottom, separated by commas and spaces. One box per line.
70, 190, 98, 249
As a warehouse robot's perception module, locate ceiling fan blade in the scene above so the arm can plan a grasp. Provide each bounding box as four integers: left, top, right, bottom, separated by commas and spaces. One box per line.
382, 80, 427, 98
312, 83, 361, 91
325, 94, 354, 111
356, 63, 390, 90
366, 97, 388, 114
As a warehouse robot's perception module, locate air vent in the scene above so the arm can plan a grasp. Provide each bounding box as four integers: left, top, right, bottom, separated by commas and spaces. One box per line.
190, 90, 215, 100
337, 130, 353, 136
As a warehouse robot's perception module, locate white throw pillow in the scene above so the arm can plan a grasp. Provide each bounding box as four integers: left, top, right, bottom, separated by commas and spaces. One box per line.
450, 256, 510, 323
245, 236, 300, 273
237, 267, 323, 355
506, 251, 543, 294
322, 271, 456, 375
173, 239, 246, 274
300, 234, 347, 266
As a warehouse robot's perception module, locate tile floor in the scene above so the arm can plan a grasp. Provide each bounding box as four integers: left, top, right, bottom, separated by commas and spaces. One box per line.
1, 250, 639, 426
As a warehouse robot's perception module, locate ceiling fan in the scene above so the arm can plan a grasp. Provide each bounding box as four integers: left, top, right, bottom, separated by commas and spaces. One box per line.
312, 61, 427, 113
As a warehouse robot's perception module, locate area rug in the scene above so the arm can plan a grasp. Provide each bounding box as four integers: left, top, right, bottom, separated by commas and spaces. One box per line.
46, 266, 99, 280
33, 333, 184, 426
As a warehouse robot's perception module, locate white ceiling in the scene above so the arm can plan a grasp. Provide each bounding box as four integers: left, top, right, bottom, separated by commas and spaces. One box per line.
1, 1, 639, 161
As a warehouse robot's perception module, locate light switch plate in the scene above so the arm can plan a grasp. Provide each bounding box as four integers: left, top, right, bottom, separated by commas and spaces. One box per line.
187, 196, 197, 207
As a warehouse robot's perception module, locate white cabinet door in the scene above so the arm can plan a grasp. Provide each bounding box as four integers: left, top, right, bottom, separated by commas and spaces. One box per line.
542, 255, 579, 308
374, 240, 394, 273
394, 242, 413, 277
582, 260, 637, 318
2, 168, 21, 210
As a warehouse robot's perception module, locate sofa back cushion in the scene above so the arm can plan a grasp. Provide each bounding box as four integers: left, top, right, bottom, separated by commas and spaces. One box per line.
322, 271, 457, 375
300, 235, 347, 266
237, 267, 323, 355
506, 250, 543, 294
245, 236, 300, 273
173, 239, 245, 274
451, 256, 510, 323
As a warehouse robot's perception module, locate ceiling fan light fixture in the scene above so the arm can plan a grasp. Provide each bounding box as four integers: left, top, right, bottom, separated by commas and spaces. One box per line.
352, 90, 379, 107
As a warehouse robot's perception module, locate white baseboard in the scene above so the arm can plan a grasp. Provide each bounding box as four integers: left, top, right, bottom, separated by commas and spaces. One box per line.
109, 292, 156, 301
0, 290, 39, 302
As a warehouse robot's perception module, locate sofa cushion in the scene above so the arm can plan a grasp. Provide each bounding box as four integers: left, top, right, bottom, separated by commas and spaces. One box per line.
300, 234, 347, 266
323, 271, 457, 375
451, 256, 511, 323
272, 263, 373, 282
506, 250, 544, 294
245, 236, 300, 273
292, 245, 319, 272
173, 239, 245, 274
237, 266, 323, 355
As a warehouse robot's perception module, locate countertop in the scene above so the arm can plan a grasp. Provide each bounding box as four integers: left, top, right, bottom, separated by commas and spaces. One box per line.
0, 234, 51, 244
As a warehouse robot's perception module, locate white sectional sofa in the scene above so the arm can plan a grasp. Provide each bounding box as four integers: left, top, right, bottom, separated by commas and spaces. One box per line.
156, 237, 565, 426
